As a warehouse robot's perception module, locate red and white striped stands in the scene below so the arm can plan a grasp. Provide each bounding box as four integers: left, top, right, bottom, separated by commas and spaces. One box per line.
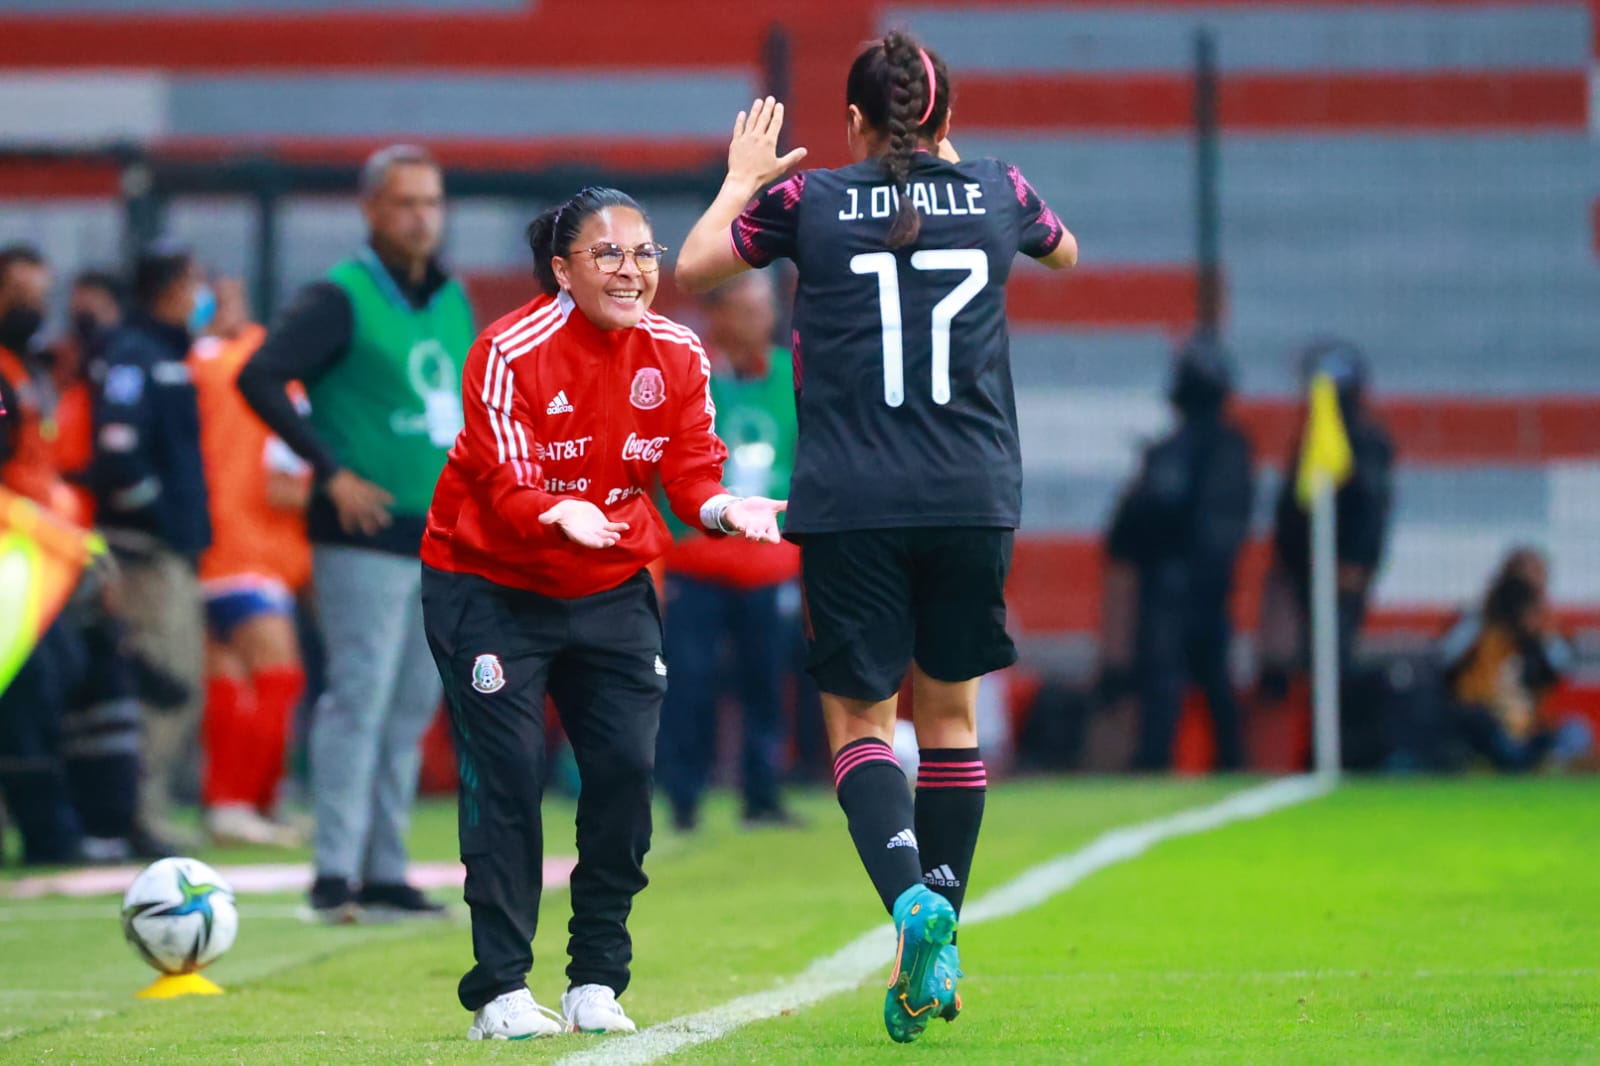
2, 0, 1598, 644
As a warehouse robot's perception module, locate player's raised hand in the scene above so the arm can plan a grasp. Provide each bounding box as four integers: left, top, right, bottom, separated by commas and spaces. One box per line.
727, 96, 808, 190
539, 499, 629, 549
722, 496, 788, 544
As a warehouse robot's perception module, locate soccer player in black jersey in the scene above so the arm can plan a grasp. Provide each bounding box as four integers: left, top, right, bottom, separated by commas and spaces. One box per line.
678, 30, 1077, 1043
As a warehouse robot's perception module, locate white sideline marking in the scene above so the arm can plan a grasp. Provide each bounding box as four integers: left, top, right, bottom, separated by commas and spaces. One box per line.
0, 903, 313, 922
554, 775, 1332, 1066
2, 858, 577, 900
983, 967, 1600, 982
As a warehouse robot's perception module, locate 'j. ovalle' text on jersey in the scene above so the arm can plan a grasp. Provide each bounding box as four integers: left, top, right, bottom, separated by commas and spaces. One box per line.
732, 151, 1065, 534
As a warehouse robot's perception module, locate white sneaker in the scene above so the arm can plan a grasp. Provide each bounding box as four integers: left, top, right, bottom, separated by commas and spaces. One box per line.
205, 804, 302, 847
79, 835, 132, 864
467, 988, 566, 1041
561, 984, 637, 1033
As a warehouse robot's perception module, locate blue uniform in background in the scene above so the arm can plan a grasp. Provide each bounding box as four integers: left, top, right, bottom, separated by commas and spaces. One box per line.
91, 310, 210, 557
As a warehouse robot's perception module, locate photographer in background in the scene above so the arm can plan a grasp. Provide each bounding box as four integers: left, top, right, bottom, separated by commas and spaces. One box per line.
1440, 547, 1594, 772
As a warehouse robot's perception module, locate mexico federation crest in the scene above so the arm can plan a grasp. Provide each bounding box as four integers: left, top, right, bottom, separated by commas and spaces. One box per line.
471, 654, 506, 694
629, 367, 666, 410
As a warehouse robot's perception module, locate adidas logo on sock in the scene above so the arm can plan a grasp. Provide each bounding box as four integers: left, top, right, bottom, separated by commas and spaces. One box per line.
886, 829, 919, 850
923, 864, 961, 888
546, 390, 574, 415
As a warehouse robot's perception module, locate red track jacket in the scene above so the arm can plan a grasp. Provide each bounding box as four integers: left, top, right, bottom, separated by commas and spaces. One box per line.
422, 292, 729, 598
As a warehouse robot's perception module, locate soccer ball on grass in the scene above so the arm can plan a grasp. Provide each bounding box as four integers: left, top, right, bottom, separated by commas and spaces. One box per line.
121, 857, 238, 976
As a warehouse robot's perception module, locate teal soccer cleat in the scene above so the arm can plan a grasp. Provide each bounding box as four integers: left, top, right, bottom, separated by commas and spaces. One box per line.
883, 885, 958, 1043
935, 943, 963, 1023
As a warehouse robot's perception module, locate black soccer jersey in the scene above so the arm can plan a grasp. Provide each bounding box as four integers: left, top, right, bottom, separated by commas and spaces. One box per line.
732, 150, 1064, 534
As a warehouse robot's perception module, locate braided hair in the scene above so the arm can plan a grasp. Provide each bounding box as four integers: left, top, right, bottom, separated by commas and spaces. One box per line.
845, 31, 952, 249
525, 186, 650, 295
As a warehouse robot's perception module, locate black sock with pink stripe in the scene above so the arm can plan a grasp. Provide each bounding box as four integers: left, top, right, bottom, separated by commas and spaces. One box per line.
833, 737, 923, 913
915, 748, 987, 915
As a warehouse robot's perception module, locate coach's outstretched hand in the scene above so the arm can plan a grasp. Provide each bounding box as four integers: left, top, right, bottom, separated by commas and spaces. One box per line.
723, 496, 788, 544
728, 97, 808, 191
539, 499, 629, 549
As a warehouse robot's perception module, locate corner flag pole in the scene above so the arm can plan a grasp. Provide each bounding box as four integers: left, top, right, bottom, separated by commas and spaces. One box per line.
1295, 374, 1354, 779
1309, 470, 1340, 777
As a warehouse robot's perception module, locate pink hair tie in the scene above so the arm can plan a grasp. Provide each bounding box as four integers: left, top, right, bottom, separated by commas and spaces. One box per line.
918, 49, 938, 126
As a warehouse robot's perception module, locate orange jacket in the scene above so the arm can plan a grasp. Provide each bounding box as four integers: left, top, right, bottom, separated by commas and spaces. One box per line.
191, 325, 312, 591
0, 346, 84, 525
51, 378, 96, 525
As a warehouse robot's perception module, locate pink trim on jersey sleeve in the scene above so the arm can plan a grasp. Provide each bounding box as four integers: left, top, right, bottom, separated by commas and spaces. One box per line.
732, 214, 768, 267
1005, 164, 1026, 206
1037, 207, 1066, 252
1008, 163, 1065, 255
775, 172, 805, 209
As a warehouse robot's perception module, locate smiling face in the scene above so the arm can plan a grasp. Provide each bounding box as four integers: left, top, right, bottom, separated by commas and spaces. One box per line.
550, 207, 659, 332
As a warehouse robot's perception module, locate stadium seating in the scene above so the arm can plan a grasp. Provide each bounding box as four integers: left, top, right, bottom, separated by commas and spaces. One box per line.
2, 0, 1597, 644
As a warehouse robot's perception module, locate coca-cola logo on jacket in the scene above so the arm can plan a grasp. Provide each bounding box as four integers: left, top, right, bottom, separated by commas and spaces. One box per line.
621, 432, 670, 463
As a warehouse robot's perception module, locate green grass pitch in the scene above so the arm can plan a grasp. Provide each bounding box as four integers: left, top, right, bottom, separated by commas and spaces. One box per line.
0, 777, 1594, 1064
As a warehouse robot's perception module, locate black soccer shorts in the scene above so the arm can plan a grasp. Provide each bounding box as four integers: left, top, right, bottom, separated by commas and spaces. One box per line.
797, 527, 1018, 702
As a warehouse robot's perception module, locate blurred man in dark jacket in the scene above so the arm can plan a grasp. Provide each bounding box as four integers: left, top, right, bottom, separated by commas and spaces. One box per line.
1107, 333, 1255, 771
1264, 338, 1395, 694
0, 244, 85, 865
91, 240, 214, 841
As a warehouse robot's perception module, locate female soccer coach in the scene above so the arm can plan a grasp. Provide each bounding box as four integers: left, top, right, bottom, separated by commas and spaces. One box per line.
420, 186, 785, 1041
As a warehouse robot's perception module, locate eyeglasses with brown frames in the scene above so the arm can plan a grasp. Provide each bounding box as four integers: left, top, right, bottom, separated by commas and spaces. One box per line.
568, 242, 668, 275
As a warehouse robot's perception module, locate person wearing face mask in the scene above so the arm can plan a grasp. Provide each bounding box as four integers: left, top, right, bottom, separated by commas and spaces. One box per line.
0, 244, 91, 867
420, 185, 784, 1040
0, 247, 46, 353
0, 244, 70, 517
0, 247, 47, 527
89, 239, 215, 845
49, 270, 125, 526
189, 278, 312, 848
67, 270, 124, 382
0, 250, 164, 866
238, 144, 473, 923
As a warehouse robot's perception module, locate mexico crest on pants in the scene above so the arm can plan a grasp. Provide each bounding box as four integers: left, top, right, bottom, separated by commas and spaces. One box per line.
471, 653, 506, 694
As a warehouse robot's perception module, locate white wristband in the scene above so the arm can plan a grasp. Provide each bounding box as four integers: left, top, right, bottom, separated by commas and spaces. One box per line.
699, 493, 740, 534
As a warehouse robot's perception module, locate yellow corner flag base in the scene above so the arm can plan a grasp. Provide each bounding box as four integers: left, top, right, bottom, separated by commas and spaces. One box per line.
137, 973, 224, 999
